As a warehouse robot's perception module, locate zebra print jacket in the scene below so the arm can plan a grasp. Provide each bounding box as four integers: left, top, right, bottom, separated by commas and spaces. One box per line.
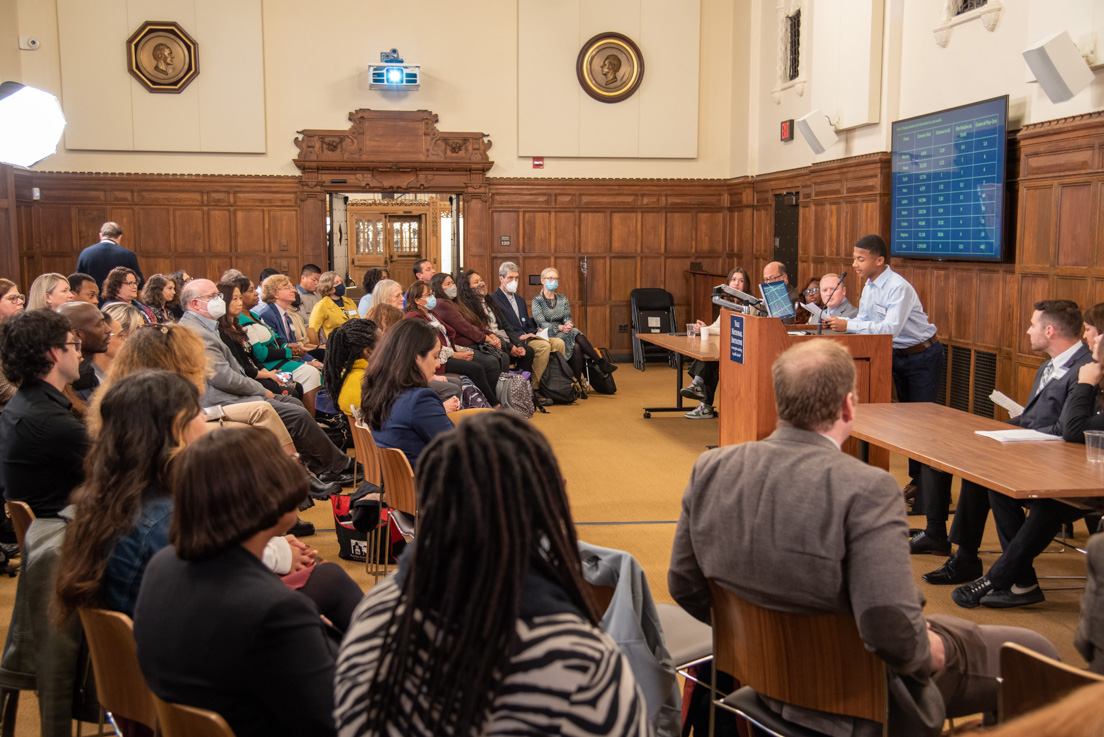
334, 576, 653, 736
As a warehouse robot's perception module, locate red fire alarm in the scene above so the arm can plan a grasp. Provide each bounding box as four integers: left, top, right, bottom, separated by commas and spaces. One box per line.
532, 157, 544, 169
780, 120, 795, 142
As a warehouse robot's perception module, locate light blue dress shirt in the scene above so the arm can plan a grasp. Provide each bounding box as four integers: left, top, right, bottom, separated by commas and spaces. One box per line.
357, 293, 373, 317
846, 266, 937, 349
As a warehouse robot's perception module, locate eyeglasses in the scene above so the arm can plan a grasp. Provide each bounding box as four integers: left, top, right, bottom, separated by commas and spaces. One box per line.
123, 280, 138, 286
63, 340, 82, 351
4, 294, 25, 303
803, 286, 819, 294
199, 293, 220, 301
764, 274, 783, 282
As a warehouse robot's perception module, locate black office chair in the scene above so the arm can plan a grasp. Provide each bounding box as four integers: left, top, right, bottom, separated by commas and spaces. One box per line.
630, 288, 677, 371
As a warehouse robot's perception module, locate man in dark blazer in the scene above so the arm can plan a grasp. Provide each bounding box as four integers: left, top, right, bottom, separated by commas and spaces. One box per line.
919, 301, 1093, 606
669, 340, 1057, 736
490, 260, 565, 388
76, 222, 143, 290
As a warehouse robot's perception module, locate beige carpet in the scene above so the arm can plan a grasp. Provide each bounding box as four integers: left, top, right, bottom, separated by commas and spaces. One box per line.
0, 362, 1090, 733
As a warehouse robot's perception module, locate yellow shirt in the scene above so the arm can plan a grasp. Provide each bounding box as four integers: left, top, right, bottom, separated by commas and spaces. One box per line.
309, 296, 358, 339
338, 359, 368, 416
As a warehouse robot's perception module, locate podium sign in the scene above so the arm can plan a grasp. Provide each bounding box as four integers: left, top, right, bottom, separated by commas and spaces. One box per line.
729, 314, 744, 364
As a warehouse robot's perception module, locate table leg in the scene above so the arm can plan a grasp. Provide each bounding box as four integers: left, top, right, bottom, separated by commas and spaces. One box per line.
858, 439, 869, 464
643, 349, 692, 418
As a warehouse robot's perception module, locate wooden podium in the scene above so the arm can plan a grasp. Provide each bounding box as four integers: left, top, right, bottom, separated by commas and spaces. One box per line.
718, 310, 892, 467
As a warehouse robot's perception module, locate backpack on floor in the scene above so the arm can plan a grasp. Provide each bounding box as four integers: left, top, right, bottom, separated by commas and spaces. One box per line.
586, 347, 617, 395
458, 376, 493, 409
539, 352, 577, 405
330, 485, 406, 563
496, 372, 536, 418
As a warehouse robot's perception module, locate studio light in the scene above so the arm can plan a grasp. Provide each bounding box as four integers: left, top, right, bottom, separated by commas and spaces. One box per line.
0, 82, 66, 168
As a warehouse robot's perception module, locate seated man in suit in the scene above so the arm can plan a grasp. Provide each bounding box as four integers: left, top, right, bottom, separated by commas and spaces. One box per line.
919, 302, 1093, 606
179, 279, 353, 500
809, 272, 858, 324
490, 261, 565, 389
669, 340, 1058, 736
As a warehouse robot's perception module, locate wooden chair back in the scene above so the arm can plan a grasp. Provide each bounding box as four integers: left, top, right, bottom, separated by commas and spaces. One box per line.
76, 608, 158, 732
708, 581, 887, 724
6, 502, 34, 552
999, 642, 1104, 722
152, 693, 236, 737
379, 447, 416, 518
349, 419, 382, 487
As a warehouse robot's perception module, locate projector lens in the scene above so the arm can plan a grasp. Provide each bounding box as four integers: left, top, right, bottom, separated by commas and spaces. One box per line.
386, 68, 402, 84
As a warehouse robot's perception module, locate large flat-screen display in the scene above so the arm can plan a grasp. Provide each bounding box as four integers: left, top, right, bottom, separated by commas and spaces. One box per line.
890, 96, 1008, 261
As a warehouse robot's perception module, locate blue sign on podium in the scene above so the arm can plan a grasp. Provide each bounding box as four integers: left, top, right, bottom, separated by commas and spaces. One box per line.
729, 314, 744, 364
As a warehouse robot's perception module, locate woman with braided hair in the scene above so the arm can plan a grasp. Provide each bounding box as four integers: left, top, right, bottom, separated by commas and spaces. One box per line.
335, 412, 649, 737
321, 318, 382, 417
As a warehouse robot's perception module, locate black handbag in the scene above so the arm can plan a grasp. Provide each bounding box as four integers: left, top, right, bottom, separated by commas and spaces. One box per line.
474, 342, 510, 372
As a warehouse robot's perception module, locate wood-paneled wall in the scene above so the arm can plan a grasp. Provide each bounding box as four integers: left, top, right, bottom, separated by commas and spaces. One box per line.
0, 165, 17, 285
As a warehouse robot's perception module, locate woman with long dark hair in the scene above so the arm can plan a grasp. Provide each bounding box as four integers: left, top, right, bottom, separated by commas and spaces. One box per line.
322, 318, 382, 417
335, 412, 649, 736
139, 274, 177, 323
457, 269, 534, 375
429, 272, 506, 394
683, 266, 755, 419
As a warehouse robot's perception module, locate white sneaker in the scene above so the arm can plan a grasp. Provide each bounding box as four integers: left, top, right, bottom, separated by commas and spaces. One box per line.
684, 403, 714, 419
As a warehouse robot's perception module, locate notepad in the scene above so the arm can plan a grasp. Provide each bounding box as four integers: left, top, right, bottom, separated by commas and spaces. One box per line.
536, 328, 549, 341
974, 429, 1063, 443
989, 390, 1024, 418
801, 303, 824, 321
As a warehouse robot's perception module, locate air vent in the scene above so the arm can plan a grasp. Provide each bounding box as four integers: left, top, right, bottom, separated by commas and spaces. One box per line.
948, 345, 972, 413
972, 350, 997, 418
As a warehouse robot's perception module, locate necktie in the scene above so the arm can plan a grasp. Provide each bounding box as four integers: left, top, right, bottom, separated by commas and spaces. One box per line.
1037, 362, 1055, 396
284, 313, 296, 342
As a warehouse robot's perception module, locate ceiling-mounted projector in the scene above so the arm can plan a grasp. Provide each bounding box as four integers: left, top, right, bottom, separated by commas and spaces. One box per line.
369, 48, 419, 91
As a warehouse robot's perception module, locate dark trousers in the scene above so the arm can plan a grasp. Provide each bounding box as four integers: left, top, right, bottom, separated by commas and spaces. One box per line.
916, 466, 992, 543
688, 360, 720, 404
266, 396, 347, 474
511, 342, 535, 375
567, 332, 601, 381
892, 341, 944, 484
443, 356, 496, 402
985, 495, 1088, 588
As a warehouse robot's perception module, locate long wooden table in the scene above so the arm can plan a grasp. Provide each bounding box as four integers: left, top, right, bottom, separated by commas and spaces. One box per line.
852, 402, 1104, 499
634, 332, 719, 418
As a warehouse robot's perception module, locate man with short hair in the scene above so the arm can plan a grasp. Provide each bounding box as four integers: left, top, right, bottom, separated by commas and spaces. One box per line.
297, 264, 323, 319
252, 268, 281, 316
490, 261, 565, 389
76, 222, 143, 290
68, 273, 99, 305
413, 259, 436, 284
809, 272, 858, 324
178, 279, 353, 499
0, 310, 90, 518
56, 302, 112, 400
669, 340, 1058, 736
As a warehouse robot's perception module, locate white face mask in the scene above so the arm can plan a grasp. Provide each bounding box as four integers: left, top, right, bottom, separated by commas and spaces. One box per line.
205, 295, 227, 319
444, 285, 458, 299
505, 280, 518, 294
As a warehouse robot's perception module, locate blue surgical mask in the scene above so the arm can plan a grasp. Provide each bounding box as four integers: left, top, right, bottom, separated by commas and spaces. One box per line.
333, 283, 346, 297
424, 294, 437, 310
544, 280, 558, 292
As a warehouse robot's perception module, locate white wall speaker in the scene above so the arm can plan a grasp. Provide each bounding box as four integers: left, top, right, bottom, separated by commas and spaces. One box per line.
795, 109, 838, 155
1023, 31, 1094, 104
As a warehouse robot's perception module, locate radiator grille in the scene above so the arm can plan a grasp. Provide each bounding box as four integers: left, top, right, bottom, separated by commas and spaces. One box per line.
948, 345, 972, 413
972, 350, 997, 418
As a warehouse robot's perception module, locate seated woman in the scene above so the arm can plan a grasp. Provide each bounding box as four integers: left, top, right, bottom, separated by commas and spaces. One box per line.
101, 267, 156, 323
134, 426, 340, 737
93, 302, 142, 388
365, 302, 404, 333
457, 268, 537, 377
356, 267, 390, 317
682, 266, 752, 419
139, 274, 177, 323
430, 272, 507, 395
358, 272, 398, 317
404, 281, 496, 404
361, 319, 461, 466
322, 318, 382, 417
165, 271, 190, 321
334, 412, 649, 736
793, 276, 824, 325
309, 270, 358, 347
26, 272, 71, 311
531, 267, 614, 386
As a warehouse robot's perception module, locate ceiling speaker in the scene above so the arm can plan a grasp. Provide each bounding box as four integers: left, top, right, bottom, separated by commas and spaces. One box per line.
795, 109, 838, 155
1023, 31, 1094, 104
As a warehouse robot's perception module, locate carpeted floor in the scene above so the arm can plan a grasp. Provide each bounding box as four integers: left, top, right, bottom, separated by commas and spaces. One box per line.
0, 361, 1091, 734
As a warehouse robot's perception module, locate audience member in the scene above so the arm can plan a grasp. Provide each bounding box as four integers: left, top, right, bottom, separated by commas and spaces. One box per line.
335, 412, 649, 737
412, 258, 435, 284
257, 273, 315, 355
357, 267, 390, 316
366, 278, 403, 317
67, 273, 99, 305
490, 261, 567, 389
97, 302, 142, 378
253, 268, 281, 316
669, 340, 1059, 736
1076, 533, 1104, 675
309, 270, 357, 347
792, 276, 823, 324
0, 279, 24, 320
810, 271, 859, 324
683, 266, 752, 419
297, 264, 323, 320
77, 222, 143, 289
430, 272, 506, 397
458, 268, 539, 380
365, 303, 403, 333
165, 270, 190, 320
101, 266, 156, 323
0, 309, 89, 518
532, 266, 613, 385
321, 319, 382, 417
762, 261, 801, 311
27, 272, 71, 311
360, 319, 460, 466
134, 427, 338, 737
140, 274, 177, 323
823, 234, 942, 500
56, 301, 111, 400
404, 281, 496, 403
920, 300, 1092, 605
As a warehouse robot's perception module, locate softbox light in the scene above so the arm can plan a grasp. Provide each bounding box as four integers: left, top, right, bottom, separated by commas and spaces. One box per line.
0, 82, 66, 168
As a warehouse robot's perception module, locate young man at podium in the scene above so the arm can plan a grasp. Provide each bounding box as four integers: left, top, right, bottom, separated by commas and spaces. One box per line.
822, 234, 942, 505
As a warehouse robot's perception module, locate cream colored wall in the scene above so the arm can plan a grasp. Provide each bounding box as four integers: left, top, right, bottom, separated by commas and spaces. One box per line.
11, 0, 744, 179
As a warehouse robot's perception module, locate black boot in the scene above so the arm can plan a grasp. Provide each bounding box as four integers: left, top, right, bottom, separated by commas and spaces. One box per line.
598, 356, 618, 373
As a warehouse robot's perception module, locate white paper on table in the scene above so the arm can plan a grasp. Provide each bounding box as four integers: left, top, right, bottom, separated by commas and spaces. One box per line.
536, 328, 549, 341
989, 390, 1024, 418
974, 429, 1063, 443
801, 302, 824, 321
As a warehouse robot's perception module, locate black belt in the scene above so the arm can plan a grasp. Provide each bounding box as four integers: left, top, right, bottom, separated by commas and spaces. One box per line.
894, 338, 938, 357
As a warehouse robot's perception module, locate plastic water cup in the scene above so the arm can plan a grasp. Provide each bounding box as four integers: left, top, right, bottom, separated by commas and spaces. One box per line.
686, 323, 698, 336
700, 326, 711, 341
1086, 431, 1104, 463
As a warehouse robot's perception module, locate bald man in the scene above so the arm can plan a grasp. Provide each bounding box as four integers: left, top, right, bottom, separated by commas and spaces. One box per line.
56, 301, 112, 399
763, 262, 800, 324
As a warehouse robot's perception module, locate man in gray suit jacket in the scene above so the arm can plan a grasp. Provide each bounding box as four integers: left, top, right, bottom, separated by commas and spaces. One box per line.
808, 272, 859, 325
178, 279, 352, 497
669, 340, 1057, 737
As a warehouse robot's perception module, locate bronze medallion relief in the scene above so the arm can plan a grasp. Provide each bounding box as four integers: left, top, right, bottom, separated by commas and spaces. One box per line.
127, 21, 200, 93
576, 32, 644, 103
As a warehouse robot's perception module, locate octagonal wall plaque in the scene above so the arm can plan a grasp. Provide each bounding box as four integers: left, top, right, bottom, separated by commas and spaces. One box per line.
127, 21, 199, 93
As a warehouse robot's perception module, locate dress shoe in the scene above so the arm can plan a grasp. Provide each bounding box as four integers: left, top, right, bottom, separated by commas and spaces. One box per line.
981, 585, 1045, 609
599, 357, 618, 374
318, 469, 355, 486
952, 576, 993, 609
309, 474, 342, 499
288, 517, 315, 537
680, 383, 707, 401
922, 555, 983, 585
909, 531, 951, 556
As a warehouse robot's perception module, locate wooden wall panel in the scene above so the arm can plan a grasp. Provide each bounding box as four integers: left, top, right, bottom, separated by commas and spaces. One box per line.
1019, 185, 1054, 268
1056, 183, 1094, 267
